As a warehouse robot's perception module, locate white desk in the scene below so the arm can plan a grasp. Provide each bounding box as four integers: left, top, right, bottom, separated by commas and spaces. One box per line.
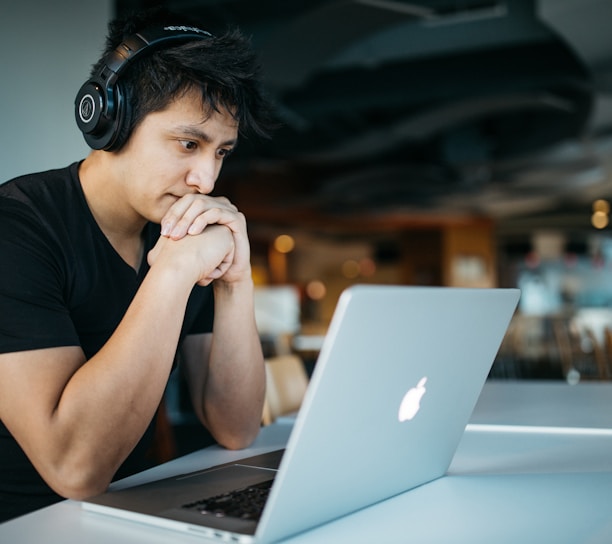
471, 379, 612, 429
3, 380, 612, 543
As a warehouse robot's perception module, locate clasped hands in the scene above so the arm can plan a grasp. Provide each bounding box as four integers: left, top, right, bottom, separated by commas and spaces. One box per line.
148, 194, 250, 287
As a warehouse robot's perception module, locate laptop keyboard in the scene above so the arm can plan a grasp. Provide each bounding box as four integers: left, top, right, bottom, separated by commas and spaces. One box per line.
182, 479, 274, 521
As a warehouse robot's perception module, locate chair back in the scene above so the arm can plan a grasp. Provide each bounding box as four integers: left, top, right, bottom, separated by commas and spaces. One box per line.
262, 354, 309, 425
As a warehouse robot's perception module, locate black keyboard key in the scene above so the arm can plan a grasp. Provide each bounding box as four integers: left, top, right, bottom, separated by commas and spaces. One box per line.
182, 479, 274, 522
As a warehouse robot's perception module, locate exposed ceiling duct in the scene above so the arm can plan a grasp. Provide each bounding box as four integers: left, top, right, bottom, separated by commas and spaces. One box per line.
118, 0, 612, 228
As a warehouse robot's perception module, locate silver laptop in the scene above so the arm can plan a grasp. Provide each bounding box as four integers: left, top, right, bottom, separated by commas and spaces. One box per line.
82, 285, 520, 543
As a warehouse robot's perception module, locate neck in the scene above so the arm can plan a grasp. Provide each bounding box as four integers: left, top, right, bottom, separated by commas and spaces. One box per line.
79, 153, 147, 270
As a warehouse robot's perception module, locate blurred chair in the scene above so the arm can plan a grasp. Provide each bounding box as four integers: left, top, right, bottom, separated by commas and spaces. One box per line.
147, 399, 177, 463
553, 319, 569, 376
553, 319, 595, 381
585, 327, 610, 380
262, 354, 309, 426
489, 318, 523, 379
554, 318, 610, 382
605, 328, 612, 368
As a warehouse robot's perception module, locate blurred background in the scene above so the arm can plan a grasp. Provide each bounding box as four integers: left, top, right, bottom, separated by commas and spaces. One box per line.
2, 0, 612, 386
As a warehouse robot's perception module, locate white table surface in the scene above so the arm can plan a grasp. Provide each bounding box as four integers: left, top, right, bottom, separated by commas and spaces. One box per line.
3, 380, 612, 543
471, 379, 612, 429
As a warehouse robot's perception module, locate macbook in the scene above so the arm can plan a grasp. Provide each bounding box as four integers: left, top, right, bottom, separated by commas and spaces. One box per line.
82, 285, 520, 543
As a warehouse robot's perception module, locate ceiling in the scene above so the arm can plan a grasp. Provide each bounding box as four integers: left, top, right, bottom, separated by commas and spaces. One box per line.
117, 0, 612, 241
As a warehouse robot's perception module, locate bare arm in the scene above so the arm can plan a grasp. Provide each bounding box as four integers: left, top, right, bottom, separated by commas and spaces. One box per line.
181, 278, 265, 450
0, 225, 234, 500
162, 193, 266, 449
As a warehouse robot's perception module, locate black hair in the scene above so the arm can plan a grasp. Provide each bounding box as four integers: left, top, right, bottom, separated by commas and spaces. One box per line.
90, 7, 275, 149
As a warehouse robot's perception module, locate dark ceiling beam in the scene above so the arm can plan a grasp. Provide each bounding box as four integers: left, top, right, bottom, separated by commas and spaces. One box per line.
257, 0, 428, 90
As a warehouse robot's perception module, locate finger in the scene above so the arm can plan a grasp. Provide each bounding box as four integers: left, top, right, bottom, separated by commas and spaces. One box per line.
161, 197, 199, 236
164, 199, 240, 239
166, 202, 216, 239
180, 208, 244, 239
197, 259, 231, 286
186, 208, 245, 236
206, 243, 235, 280
163, 195, 236, 223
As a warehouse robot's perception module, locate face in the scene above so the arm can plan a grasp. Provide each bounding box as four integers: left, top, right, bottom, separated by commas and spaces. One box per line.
113, 88, 239, 225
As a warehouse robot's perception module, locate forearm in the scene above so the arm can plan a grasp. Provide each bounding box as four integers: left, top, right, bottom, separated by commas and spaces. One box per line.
44, 265, 194, 497
203, 278, 266, 449
13, 228, 235, 499
159, 195, 264, 447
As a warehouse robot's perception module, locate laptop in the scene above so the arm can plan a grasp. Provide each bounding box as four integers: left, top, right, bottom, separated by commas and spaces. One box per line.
82, 285, 520, 543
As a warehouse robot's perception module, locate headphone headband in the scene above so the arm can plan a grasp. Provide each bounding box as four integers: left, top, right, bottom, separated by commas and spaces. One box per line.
75, 24, 212, 151
103, 26, 212, 80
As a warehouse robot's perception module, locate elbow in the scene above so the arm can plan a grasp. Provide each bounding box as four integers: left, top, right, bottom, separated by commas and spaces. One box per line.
52, 471, 111, 501
57, 481, 109, 501
201, 405, 263, 451
219, 435, 256, 451
215, 424, 261, 451
42, 459, 113, 501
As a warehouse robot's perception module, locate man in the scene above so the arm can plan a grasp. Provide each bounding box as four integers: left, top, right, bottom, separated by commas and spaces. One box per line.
0, 8, 273, 522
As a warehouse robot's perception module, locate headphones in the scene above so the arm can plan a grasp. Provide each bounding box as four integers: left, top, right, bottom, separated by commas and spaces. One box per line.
75, 25, 212, 151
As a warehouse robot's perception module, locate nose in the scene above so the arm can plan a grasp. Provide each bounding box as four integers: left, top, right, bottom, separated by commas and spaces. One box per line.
185, 155, 219, 194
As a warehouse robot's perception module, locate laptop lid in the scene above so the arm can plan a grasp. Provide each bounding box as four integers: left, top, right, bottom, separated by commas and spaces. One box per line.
83, 285, 519, 543
257, 285, 519, 542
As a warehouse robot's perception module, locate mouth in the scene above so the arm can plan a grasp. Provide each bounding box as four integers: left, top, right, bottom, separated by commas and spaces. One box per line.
156, 195, 181, 221
163, 194, 182, 206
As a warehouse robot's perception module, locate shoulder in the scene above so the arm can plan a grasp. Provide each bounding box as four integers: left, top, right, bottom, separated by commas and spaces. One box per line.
0, 162, 88, 231
0, 163, 80, 208
0, 163, 91, 264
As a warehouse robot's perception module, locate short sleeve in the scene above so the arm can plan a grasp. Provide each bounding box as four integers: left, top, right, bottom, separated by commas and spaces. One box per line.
0, 199, 79, 353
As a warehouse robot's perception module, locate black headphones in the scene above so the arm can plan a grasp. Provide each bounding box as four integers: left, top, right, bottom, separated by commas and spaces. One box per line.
75, 25, 212, 151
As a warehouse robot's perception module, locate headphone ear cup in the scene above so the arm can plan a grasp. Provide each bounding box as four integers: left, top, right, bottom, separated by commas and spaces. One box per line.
75, 81, 106, 138
74, 79, 124, 151
76, 25, 213, 150
104, 83, 131, 152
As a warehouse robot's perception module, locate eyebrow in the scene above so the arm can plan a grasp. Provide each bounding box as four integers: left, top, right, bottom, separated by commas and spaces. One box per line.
176, 125, 238, 148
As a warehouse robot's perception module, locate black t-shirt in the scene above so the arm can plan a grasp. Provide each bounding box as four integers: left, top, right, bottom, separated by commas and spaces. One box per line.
0, 162, 214, 521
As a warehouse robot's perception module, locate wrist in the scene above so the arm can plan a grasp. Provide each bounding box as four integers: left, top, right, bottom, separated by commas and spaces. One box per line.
142, 262, 196, 306
213, 273, 255, 298
149, 250, 202, 286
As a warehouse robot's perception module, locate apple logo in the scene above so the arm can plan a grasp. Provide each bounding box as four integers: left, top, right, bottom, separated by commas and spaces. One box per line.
398, 377, 427, 422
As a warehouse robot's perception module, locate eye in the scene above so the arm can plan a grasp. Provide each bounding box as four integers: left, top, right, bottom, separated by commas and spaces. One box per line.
179, 140, 198, 151
217, 147, 235, 160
